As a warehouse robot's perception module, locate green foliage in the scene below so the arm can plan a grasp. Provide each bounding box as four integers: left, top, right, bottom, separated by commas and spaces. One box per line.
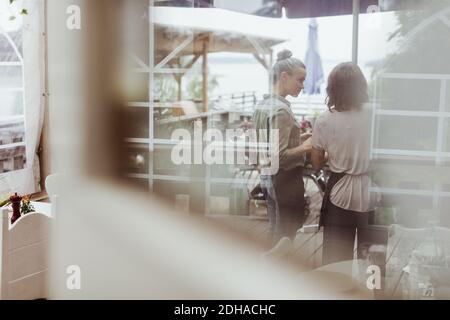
312, 109, 321, 119
7, 0, 28, 21
20, 196, 35, 215
155, 73, 219, 102
185, 74, 219, 100
0, 194, 35, 216
387, 2, 450, 42
155, 76, 178, 102
371, 3, 450, 78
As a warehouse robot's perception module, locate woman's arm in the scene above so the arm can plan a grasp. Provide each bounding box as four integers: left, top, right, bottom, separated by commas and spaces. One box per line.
310, 115, 328, 171
285, 137, 312, 159
271, 110, 311, 168
311, 147, 326, 171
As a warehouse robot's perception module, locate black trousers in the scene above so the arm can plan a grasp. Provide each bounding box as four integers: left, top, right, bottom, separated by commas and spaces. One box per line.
322, 201, 374, 266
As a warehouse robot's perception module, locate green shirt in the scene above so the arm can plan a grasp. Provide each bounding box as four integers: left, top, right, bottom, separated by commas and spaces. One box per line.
253, 94, 305, 173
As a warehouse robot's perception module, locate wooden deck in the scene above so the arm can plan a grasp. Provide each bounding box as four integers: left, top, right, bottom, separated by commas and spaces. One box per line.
210, 177, 325, 265
207, 181, 450, 299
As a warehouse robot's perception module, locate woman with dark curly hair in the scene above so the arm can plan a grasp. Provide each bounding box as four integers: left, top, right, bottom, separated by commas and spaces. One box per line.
311, 62, 379, 265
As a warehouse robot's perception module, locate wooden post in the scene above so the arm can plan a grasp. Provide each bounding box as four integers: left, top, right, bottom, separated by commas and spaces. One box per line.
269, 49, 273, 67
169, 59, 183, 102
176, 58, 182, 101
269, 49, 274, 93
202, 34, 209, 112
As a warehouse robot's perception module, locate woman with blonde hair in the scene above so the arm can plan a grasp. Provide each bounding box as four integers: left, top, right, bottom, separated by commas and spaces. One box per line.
253, 49, 312, 245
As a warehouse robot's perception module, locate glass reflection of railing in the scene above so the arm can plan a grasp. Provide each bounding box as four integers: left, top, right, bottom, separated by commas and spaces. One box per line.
397, 224, 450, 299
210, 91, 258, 111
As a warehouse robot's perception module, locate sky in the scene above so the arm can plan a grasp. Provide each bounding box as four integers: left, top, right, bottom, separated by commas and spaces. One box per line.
153, 7, 400, 101
153, 7, 400, 64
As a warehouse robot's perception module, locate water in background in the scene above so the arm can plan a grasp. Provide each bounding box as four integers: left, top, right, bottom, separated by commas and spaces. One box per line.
184, 53, 375, 116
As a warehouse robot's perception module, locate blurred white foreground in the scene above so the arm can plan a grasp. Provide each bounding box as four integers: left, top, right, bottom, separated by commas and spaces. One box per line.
48, 175, 371, 299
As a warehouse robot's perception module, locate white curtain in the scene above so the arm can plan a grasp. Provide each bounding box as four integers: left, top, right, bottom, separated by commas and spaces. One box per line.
0, 0, 45, 196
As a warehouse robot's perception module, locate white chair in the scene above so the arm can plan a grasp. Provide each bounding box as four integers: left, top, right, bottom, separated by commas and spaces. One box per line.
45, 173, 64, 217
0, 208, 51, 300
45, 173, 64, 202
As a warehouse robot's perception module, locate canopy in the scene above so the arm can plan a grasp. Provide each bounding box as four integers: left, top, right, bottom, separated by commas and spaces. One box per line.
155, 0, 422, 18
151, 8, 289, 110
155, 23, 286, 61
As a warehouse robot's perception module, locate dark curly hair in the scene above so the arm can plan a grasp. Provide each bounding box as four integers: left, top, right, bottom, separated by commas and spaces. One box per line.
326, 62, 369, 112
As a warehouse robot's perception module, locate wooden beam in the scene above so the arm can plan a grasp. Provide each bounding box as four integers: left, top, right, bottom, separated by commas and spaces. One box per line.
269, 49, 273, 67
176, 76, 182, 101
177, 57, 182, 101
154, 33, 204, 66
166, 53, 202, 102
168, 60, 181, 82
253, 53, 268, 70
171, 58, 183, 101
155, 35, 194, 70
181, 54, 201, 74
202, 35, 209, 112
156, 26, 280, 58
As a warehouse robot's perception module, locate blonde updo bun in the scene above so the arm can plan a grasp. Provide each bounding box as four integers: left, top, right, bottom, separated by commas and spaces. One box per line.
270, 49, 305, 85
277, 49, 293, 62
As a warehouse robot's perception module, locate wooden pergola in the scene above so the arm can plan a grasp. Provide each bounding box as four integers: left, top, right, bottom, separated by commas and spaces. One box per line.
153, 23, 288, 111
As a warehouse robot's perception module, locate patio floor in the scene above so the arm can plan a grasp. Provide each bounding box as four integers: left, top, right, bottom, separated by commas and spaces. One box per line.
206, 183, 436, 299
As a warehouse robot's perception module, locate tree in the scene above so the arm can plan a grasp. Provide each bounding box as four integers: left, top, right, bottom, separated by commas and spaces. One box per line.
371, 1, 450, 77
185, 74, 219, 101
154, 76, 178, 102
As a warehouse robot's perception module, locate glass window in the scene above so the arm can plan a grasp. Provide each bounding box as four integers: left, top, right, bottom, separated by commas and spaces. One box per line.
359, 1, 450, 227
0, 27, 26, 174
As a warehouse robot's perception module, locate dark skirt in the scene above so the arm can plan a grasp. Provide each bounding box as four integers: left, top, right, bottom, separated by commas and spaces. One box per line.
272, 166, 306, 240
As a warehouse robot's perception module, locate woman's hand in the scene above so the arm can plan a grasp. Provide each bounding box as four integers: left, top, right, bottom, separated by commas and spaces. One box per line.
300, 137, 313, 153
300, 133, 312, 144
